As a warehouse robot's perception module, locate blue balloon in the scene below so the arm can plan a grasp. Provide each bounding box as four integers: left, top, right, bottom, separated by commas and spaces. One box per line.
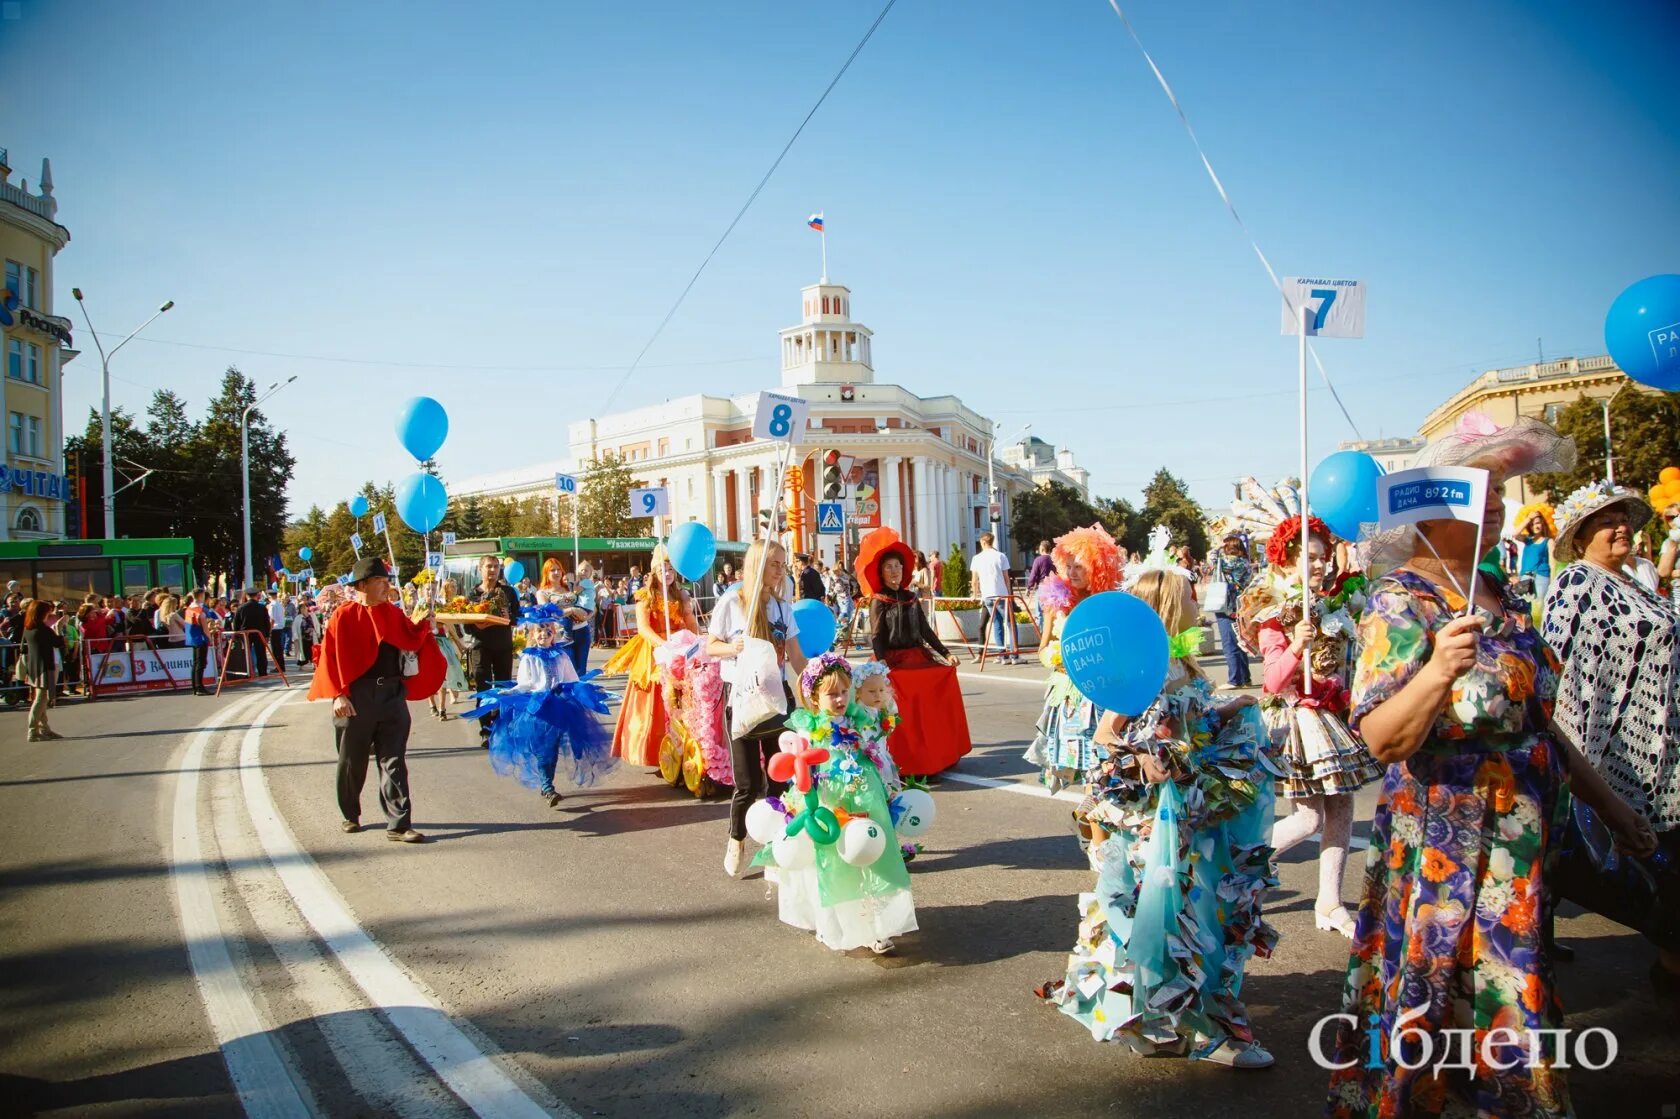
791, 598, 838, 658
348, 494, 370, 519
1059, 591, 1169, 717
1605, 274, 1680, 391
299, 546, 313, 562
395, 396, 449, 461
394, 472, 449, 534
503, 559, 526, 585
666, 521, 717, 583
1309, 450, 1383, 541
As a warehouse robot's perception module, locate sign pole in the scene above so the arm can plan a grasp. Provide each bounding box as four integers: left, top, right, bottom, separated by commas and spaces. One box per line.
572, 492, 580, 578
1298, 300, 1313, 698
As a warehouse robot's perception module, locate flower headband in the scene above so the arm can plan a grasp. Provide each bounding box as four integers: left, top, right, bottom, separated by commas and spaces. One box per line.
800, 651, 853, 695
852, 660, 891, 686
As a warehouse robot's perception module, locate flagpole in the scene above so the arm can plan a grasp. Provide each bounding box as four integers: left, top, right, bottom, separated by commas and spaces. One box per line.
821, 226, 828, 283
1298, 300, 1312, 698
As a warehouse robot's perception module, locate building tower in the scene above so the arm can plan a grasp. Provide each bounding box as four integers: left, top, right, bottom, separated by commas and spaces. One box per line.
779, 281, 873, 387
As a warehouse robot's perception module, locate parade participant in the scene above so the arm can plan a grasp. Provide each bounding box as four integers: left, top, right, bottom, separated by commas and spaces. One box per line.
1039, 568, 1278, 1068
1026, 524, 1124, 793
1543, 481, 1680, 999
1515, 499, 1556, 620
971, 533, 1018, 663
754, 653, 915, 954
461, 555, 521, 747
1324, 417, 1656, 1115
860, 527, 972, 777
429, 579, 468, 721
566, 560, 598, 675
1207, 531, 1254, 688
1236, 512, 1379, 937
604, 544, 699, 768
308, 557, 445, 843
471, 603, 615, 807
1658, 497, 1680, 606
709, 538, 807, 876
849, 660, 902, 792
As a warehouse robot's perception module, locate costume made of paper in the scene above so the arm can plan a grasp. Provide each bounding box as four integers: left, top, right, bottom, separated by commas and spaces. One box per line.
858, 527, 971, 775
433, 619, 469, 694
1237, 567, 1381, 800
754, 703, 916, 950
465, 605, 616, 794
1042, 663, 1281, 1056
307, 600, 446, 703
603, 587, 692, 767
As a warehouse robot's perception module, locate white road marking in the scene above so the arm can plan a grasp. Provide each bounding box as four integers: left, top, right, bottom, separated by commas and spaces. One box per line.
239, 692, 568, 1119
942, 770, 1084, 804
956, 671, 1047, 688
170, 691, 317, 1119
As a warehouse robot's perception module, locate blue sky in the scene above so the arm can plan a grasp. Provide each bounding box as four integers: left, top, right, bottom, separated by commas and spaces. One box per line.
5, 0, 1677, 518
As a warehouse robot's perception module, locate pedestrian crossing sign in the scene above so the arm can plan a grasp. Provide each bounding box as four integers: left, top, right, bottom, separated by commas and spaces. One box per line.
817, 500, 845, 535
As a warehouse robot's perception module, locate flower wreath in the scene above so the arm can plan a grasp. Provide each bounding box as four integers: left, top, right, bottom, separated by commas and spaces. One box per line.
1264, 514, 1333, 567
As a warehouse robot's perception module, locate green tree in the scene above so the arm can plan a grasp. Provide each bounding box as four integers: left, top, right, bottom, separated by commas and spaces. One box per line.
1093, 496, 1139, 551
1139, 467, 1209, 558
1529, 389, 1680, 508
577, 453, 648, 538
942, 542, 970, 598
198, 366, 297, 580
65, 405, 150, 540
1009, 481, 1099, 554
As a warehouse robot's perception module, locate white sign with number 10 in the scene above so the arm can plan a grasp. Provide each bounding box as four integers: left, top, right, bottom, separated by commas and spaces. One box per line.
752, 391, 811, 444
1281, 277, 1366, 339
627, 487, 670, 518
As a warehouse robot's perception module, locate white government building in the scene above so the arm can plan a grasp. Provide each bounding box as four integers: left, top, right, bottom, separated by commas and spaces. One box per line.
454, 272, 1090, 566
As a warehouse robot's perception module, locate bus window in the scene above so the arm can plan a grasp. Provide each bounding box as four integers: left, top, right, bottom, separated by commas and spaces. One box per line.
121, 561, 151, 595
35, 560, 114, 603
157, 559, 186, 592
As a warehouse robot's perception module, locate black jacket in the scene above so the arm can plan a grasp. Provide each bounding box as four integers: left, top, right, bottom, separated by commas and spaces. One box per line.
460, 581, 521, 652
870, 588, 950, 661
233, 600, 271, 635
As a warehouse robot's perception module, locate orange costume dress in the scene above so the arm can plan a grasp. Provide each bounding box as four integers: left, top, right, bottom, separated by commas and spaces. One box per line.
604, 589, 691, 766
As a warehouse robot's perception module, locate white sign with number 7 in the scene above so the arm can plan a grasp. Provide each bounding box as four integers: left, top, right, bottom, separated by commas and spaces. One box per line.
1280, 277, 1366, 338
751, 390, 811, 444
627, 487, 670, 518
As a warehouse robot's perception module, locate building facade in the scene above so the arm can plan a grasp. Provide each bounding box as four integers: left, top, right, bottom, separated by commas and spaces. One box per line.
1, 149, 75, 542
454, 275, 1089, 567
1000, 435, 1090, 499
1336, 436, 1425, 475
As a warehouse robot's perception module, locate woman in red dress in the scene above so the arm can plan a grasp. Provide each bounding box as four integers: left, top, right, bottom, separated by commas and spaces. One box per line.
859, 528, 972, 776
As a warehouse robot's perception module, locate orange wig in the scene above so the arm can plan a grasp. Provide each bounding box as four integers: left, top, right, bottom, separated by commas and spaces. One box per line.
1051, 524, 1123, 594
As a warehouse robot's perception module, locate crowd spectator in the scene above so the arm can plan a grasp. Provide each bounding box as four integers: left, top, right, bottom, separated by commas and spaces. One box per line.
183, 592, 215, 695
21, 599, 64, 742
233, 589, 273, 676
267, 591, 289, 669
971, 532, 1018, 664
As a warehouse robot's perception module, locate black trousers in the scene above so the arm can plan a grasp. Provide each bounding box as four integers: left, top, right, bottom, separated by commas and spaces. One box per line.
249, 634, 269, 678
190, 643, 209, 692
335, 674, 413, 832
468, 645, 513, 742
724, 682, 793, 841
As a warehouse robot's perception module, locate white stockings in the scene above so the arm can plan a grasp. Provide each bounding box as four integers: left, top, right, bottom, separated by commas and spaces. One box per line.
1271, 793, 1354, 917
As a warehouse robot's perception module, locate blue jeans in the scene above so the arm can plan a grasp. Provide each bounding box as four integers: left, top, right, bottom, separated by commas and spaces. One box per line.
1214, 612, 1249, 686
567, 625, 593, 676
983, 596, 1017, 655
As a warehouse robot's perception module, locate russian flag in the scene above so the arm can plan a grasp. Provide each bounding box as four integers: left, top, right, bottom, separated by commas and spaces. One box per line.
807, 212, 824, 231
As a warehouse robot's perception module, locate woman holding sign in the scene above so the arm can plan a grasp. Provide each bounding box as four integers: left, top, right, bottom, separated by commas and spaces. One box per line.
604, 544, 697, 768
1323, 417, 1658, 1116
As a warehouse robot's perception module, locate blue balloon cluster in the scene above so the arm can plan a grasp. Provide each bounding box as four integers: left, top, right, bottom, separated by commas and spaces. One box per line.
395, 472, 448, 534
396, 397, 450, 461
1059, 591, 1169, 717
1309, 451, 1383, 541
1605, 275, 1680, 392
791, 598, 838, 658
666, 522, 717, 582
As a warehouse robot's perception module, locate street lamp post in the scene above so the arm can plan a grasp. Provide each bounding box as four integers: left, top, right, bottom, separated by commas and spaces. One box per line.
986, 422, 1031, 555
1601, 381, 1630, 486
242, 376, 297, 589
71, 290, 174, 538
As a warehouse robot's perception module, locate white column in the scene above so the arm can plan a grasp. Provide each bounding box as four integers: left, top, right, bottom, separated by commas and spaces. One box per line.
911, 458, 930, 554
881, 455, 902, 531
710, 468, 728, 538
732, 467, 750, 540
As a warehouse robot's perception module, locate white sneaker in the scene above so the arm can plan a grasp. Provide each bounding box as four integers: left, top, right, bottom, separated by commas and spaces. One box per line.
870, 939, 895, 955
1197, 1038, 1274, 1069
724, 838, 742, 878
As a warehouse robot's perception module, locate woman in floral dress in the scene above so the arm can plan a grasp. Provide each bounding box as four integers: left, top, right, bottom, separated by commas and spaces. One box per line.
1323, 415, 1656, 1117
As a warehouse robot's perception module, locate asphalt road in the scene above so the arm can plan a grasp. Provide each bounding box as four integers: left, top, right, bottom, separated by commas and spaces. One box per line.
2, 651, 1674, 1118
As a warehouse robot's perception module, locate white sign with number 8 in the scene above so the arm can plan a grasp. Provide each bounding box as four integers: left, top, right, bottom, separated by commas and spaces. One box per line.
751, 390, 811, 444
627, 487, 670, 518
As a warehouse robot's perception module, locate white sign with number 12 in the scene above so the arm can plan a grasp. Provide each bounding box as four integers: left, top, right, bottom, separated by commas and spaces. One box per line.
627, 487, 670, 518
752, 390, 811, 444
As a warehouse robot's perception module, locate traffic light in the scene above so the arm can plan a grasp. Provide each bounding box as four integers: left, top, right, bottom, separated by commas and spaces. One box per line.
822, 450, 845, 500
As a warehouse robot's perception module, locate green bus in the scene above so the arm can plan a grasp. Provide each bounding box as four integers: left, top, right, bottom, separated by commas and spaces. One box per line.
0, 538, 197, 603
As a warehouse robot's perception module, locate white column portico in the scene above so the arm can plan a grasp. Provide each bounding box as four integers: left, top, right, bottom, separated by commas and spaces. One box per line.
911, 458, 930, 554
734, 467, 753, 540
710, 469, 728, 536
881, 455, 902, 532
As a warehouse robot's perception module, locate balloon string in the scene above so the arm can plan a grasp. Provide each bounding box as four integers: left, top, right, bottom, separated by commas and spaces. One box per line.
1102, 0, 1365, 441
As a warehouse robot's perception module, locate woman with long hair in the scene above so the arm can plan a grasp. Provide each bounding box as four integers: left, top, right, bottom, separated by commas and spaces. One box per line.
21, 599, 66, 741
707, 538, 808, 876
429, 578, 469, 720
604, 544, 699, 768
860, 528, 972, 777
1040, 567, 1278, 1068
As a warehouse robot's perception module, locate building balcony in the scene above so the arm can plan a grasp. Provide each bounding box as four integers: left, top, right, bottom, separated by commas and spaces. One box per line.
0, 178, 57, 222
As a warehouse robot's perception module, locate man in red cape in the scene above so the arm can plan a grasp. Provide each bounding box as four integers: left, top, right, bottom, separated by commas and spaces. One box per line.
309, 556, 445, 842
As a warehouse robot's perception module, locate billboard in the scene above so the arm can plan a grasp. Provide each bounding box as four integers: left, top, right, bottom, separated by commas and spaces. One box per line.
846, 456, 881, 529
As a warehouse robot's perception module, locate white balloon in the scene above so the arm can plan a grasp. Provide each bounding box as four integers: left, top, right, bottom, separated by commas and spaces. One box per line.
772, 831, 815, 871
745, 800, 786, 845
893, 789, 935, 838
837, 816, 888, 866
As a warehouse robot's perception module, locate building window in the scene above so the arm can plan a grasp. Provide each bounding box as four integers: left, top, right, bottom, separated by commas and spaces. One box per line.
25, 266, 39, 308
14, 505, 42, 534
27, 414, 42, 456
657, 437, 669, 457
1543, 403, 1563, 425
7, 411, 21, 455
6, 339, 19, 381
3, 260, 19, 303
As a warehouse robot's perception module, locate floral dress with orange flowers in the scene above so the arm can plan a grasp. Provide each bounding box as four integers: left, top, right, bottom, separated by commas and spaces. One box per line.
1325, 569, 1572, 1119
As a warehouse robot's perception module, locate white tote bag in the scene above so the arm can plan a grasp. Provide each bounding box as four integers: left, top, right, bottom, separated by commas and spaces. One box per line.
728, 635, 788, 739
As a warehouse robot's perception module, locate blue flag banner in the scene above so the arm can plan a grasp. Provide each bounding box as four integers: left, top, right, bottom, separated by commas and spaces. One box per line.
1377, 466, 1489, 530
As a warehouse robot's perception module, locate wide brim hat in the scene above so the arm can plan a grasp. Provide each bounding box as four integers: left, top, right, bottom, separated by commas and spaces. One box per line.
349, 556, 392, 585
1552, 482, 1653, 561
855, 527, 918, 597
1362, 412, 1577, 570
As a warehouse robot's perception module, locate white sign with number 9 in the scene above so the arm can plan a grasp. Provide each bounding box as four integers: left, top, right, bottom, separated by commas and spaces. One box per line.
627, 487, 670, 518
751, 390, 810, 444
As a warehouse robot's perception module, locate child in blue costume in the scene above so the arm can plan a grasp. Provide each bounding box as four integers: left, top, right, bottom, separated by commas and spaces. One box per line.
467, 603, 616, 806
1040, 568, 1282, 1070
755, 653, 916, 954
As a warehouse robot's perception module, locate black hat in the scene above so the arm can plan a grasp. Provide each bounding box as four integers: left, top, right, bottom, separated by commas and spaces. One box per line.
349, 556, 391, 585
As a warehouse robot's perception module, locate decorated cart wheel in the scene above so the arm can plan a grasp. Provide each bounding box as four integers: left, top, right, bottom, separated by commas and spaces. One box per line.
680, 734, 715, 797
657, 728, 684, 786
